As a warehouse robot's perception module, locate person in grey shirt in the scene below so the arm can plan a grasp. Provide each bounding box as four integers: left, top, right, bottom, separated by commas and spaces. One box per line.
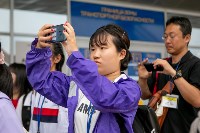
0, 51, 24, 133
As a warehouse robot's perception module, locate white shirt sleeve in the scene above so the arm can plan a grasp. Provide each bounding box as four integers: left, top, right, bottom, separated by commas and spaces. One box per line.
16, 94, 25, 123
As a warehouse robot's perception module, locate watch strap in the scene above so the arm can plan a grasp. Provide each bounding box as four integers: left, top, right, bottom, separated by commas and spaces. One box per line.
172, 70, 182, 81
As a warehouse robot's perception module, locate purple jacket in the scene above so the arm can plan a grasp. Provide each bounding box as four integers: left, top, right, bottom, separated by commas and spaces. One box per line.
0, 92, 24, 133
26, 39, 141, 133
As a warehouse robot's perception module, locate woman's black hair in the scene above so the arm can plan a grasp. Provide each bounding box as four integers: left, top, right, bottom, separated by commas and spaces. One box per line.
89, 24, 132, 71
9, 63, 32, 98
51, 43, 65, 72
0, 64, 13, 98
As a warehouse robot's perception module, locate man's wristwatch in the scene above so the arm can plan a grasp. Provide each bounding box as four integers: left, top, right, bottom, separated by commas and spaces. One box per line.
172, 70, 182, 81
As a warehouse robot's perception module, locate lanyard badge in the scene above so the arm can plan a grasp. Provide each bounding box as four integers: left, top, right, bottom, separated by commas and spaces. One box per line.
161, 94, 179, 109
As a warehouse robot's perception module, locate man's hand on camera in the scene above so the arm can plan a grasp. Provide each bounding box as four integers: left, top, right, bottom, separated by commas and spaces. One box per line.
153, 59, 176, 77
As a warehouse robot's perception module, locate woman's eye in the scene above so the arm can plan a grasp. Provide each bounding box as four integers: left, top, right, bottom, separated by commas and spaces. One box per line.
101, 47, 105, 50
90, 48, 95, 51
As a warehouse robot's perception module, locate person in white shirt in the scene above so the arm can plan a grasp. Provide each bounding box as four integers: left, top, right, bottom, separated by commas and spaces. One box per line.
28, 42, 69, 133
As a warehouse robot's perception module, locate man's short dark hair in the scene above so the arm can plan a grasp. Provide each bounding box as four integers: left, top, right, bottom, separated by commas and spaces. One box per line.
166, 16, 192, 36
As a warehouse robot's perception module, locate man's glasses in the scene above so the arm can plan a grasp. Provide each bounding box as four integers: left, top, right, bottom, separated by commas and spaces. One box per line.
162, 33, 176, 41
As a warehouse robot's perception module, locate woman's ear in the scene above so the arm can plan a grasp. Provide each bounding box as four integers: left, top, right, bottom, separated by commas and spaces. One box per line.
119, 49, 126, 60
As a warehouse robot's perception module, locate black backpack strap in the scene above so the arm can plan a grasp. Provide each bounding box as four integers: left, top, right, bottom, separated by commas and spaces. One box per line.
21, 93, 31, 131
22, 94, 27, 105
114, 113, 128, 133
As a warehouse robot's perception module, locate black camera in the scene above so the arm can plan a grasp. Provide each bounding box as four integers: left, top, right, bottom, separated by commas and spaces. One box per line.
144, 63, 163, 72
46, 24, 66, 43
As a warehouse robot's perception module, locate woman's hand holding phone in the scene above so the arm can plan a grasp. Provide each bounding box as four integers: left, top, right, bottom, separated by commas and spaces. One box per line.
37, 24, 54, 49
62, 22, 78, 56
36, 22, 78, 56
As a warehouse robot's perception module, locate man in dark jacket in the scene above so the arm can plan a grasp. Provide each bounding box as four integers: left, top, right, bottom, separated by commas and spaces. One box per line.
138, 16, 200, 133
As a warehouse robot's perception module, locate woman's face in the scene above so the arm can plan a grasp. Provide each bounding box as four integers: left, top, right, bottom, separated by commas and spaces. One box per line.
11, 72, 16, 86
90, 35, 125, 78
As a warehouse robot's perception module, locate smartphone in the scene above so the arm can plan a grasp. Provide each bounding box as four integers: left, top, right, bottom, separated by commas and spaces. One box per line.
0, 42, 1, 52
144, 63, 163, 72
46, 24, 66, 43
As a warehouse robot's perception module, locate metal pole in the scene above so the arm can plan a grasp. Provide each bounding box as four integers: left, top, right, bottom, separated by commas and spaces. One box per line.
10, 0, 14, 63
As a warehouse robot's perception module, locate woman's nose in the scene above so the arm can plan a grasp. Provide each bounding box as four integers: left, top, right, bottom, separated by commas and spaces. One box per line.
92, 49, 101, 58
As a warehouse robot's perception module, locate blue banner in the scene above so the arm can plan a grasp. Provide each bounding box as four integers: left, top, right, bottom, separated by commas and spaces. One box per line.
70, 1, 165, 42
128, 51, 161, 76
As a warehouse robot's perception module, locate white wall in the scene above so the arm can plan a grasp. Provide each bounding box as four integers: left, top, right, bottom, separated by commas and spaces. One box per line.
14, 10, 67, 34
0, 9, 67, 54
190, 28, 200, 46
0, 9, 10, 53
0, 35, 10, 53
0, 9, 10, 32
